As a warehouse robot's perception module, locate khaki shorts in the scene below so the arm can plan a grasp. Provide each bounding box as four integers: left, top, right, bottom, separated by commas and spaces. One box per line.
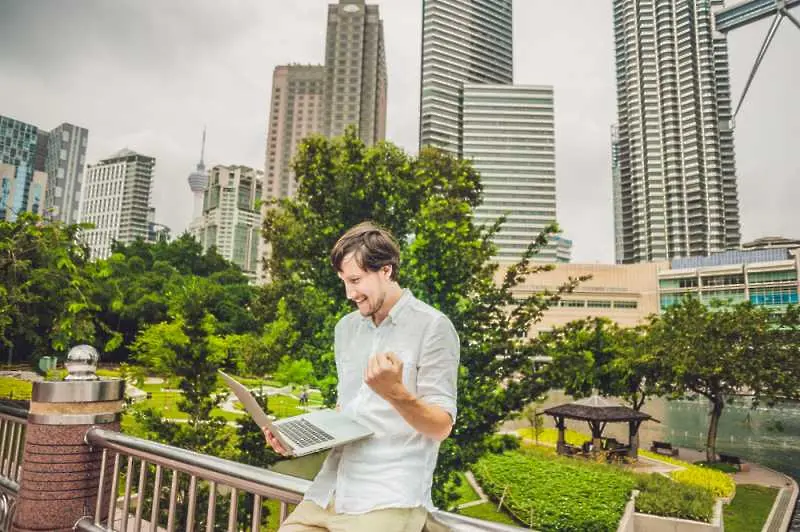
279, 500, 428, 532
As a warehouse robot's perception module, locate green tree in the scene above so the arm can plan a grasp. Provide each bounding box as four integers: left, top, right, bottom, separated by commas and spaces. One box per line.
607, 325, 662, 411
648, 298, 786, 462
90, 235, 257, 361
131, 278, 231, 456
274, 356, 316, 387
544, 318, 662, 411
261, 128, 575, 505
0, 213, 97, 364
543, 318, 621, 399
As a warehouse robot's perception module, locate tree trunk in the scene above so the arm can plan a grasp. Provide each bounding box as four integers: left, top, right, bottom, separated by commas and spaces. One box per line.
706, 398, 724, 462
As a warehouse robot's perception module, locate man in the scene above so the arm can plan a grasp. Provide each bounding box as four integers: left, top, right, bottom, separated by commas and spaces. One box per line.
265, 221, 460, 532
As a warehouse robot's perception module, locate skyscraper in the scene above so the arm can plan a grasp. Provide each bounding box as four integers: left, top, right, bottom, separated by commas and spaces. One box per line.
81, 149, 155, 260
194, 165, 263, 280
613, 0, 740, 263
264, 65, 325, 200
44, 123, 89, 225
419, 0, 513, 157
0, 115, 40, 220
464, 84, 565, 262
323, 0, 387, 145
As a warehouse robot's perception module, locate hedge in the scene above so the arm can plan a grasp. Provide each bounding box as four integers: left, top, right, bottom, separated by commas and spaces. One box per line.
635, 473, 715, 522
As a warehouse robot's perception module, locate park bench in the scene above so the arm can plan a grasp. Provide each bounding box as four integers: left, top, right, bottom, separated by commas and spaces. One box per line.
649, 440, 679, 457
719, 452, 750, 472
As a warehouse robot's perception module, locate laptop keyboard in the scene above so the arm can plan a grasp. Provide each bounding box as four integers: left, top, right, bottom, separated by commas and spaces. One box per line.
279, 418, 335, 448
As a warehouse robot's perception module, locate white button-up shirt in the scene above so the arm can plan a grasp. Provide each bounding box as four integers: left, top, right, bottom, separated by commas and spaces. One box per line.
304, 289, 460, 514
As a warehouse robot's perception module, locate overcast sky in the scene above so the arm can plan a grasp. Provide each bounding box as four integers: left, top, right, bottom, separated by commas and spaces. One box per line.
0, 0, 797, 262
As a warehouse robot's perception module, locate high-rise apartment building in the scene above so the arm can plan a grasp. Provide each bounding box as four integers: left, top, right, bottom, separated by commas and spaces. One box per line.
0, 116, 89, 223
193, 165, 263, 280
81, 149, 155, 260
0, 115, 40, 220
323, 0, 387, 145
264, 65, 325, 200
43, 123, 89, 224
613, 0, 740, 263
419, 0, 513, 156
464, 84, 564, 262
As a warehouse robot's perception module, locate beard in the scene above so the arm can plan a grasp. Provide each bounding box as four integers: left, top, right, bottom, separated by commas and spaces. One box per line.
358, 291, 386, 318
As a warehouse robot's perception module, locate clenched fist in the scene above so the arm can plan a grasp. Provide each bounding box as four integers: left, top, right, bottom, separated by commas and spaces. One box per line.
365, 352, 404, 400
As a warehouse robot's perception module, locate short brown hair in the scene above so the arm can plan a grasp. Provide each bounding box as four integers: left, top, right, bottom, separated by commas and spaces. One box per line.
330, 222, 400, 280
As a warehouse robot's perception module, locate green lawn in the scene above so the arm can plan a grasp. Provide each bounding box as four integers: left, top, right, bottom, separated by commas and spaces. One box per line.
447, 472, 480, 507
724, 484, 779, 532
0, 377, 33, 400
135, 377, 312, 421
458, 502, 521, 526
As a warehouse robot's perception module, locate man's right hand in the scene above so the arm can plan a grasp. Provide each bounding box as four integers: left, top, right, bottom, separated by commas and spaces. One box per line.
263, 428, 292, 457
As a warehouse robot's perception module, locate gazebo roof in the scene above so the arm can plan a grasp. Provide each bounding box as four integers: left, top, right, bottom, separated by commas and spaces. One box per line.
543, 396, 655, 423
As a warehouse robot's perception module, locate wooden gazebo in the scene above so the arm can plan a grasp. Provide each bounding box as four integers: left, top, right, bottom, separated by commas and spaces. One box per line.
544, 396, 656, 459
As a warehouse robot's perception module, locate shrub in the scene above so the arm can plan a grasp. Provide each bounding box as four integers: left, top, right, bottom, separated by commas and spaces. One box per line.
486, 433, 521, 453
635, 474, 715, 522
640, 450, 736, 498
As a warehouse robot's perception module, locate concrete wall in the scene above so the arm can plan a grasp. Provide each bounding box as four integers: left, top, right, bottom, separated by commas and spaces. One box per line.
632, 499, 723, 532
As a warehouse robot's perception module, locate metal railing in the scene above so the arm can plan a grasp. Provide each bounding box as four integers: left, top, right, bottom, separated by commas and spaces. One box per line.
0, 403, 28, 531
77, 428, 529, 532
78, 428, 306, 531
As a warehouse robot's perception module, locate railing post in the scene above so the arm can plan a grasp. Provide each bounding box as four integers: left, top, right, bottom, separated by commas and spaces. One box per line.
12, 345, 124, 532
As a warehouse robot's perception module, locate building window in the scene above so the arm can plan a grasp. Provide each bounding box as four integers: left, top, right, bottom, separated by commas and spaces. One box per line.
613, 300, 638, 309
660, 293, 688, 309
587, 300, 612, 308
701, 274, 744, 287
749, 287, 799, 306
747, 270, 797, 284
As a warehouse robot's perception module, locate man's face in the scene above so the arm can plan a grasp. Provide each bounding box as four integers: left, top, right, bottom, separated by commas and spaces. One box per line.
337, 253, 392, 318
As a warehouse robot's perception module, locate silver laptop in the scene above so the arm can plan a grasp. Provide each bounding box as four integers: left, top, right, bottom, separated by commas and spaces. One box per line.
218, 370, 373, 457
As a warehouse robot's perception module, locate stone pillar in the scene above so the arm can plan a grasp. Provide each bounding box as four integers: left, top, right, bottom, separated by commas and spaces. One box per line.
12, 346, 124, 532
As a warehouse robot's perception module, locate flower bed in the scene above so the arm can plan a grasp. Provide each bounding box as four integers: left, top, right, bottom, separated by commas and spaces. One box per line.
640, 450, 736, 498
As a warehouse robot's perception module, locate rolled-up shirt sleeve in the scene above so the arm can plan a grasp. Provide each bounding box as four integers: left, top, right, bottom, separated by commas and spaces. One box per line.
417, 315, 460, 423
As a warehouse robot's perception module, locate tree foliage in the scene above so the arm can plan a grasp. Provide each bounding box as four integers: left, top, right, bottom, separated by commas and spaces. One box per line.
648, 297, 799, 461
544, 318, 660, 410
91, 234, 256, 361
131, 278, 232, 456
0, 213, 97, 363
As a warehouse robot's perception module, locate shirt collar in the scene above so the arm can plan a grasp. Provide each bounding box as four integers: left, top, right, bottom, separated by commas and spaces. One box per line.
364, 288, 413, 327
